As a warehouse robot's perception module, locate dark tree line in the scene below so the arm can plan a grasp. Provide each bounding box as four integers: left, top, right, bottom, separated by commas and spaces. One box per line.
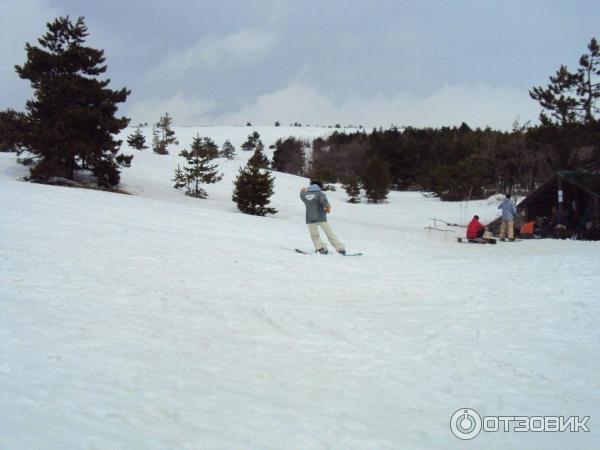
306, 120, 580, 202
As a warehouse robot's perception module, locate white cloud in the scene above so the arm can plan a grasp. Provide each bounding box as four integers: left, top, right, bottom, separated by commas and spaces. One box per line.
125, 82, 540, 130
218, 82, 540, 130
147, 29, 278, 82
125, 93, 216, 126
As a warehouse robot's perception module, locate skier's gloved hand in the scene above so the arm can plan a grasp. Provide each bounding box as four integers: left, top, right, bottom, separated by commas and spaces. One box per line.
325, 205, 331, 214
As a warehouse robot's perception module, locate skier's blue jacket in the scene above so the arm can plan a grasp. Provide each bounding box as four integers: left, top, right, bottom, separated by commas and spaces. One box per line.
498, 197, 517, 220
300, 184, 330, 224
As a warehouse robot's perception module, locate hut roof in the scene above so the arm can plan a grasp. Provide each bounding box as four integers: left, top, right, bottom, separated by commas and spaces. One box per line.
518, 171, 600, 209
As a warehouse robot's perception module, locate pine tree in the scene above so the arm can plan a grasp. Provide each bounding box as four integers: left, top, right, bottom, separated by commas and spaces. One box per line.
152, 112, 178, 154
13, 16, 131, 186
361, 157, 391, 203
220, 139, 236, 159
0, 109, 25, 152
530, 37, 600, 125
529, 66, 581, 126
127, 125, 148, 151
248, 142, 270, 169
232, 145, 277, 216
241, 131, 261, 151
172, 164, 188, 190
272, 137, 306, 175
173, 135, 222, 198
528, 37, 600, 170
151, 126, 163, 154
342, 174, 361, 203
578, 38, 600, 123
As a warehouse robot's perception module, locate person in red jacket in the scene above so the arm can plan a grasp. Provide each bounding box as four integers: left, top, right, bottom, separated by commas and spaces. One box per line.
466, 215, 487, 239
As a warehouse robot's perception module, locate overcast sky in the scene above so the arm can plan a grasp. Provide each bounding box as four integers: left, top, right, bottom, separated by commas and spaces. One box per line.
1, 0, 599, 129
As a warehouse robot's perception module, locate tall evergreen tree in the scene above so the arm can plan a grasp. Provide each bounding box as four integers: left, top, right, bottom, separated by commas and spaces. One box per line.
578, 38, 600, 123
127, 125, 148, 151
232, 145, 277, 216
272, 137, 306, 175
152, 112, 178, 154
529, 37, 600, 170
13, 16, 131, 186
220, 139, 236, 159
530, 65, 583, 126
361, 157, 391, 203
530, 37, 600, 125
173, 136, 222, 198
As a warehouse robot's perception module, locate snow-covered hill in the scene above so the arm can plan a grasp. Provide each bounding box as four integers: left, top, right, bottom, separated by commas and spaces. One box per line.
1, 127, 599, 449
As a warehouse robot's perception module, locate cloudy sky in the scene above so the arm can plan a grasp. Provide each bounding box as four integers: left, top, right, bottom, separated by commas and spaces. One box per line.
1, 0, 599, 129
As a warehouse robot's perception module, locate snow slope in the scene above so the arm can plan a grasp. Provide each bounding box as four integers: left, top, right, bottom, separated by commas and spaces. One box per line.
1, 127, 599, 450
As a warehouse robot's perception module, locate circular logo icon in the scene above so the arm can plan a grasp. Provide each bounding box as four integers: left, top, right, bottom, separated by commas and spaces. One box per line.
450, 408, 482, 440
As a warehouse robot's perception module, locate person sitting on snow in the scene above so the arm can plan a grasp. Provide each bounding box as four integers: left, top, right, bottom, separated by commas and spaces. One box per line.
520, 220, 538, 239
300, 180, 345, 255
466, 215, 487, 240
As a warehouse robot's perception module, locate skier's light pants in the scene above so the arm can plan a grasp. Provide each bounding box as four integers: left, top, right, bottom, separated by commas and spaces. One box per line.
499, 220, 515, 240
308, 222, 344, 252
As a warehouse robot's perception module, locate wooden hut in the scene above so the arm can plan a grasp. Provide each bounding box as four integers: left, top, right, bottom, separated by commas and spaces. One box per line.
488, 171, 600, 239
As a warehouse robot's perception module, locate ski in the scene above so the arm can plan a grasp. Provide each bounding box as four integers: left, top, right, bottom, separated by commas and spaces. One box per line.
457, 237, 497, 245
294, 249, 362, 256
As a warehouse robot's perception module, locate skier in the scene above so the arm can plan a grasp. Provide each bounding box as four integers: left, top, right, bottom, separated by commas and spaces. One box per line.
300, 180, 345, 255
498, 193, 517, 241
466, 215, 487, 239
